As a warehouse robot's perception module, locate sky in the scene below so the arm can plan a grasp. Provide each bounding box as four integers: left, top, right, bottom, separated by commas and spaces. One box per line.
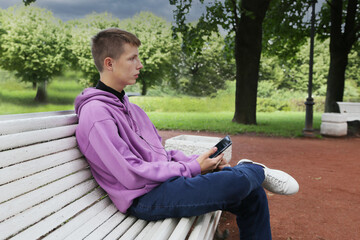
0, 0, 208, 22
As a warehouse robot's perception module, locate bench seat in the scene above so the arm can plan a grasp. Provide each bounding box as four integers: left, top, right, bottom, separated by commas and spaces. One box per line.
0, 111, 222, 240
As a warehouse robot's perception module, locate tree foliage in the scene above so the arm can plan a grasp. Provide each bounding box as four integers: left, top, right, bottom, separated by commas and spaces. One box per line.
0, 6, 67, 102
318, 0, 360, 112
121, 12, 177, 95
66, 13, 121, 86
23, 0, 36, 6
262, 0, 310, 59
170, 32, 236, 96
170, 0, 271, 124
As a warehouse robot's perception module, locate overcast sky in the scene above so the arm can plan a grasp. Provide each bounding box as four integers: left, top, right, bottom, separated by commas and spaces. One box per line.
0, 0, 208, 22
0, 0, 325, 24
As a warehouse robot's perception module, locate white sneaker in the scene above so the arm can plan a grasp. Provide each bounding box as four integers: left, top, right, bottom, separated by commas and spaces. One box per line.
238, 159, 299, 195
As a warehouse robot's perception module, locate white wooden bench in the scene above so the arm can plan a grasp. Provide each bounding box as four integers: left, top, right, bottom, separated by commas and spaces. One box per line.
320, 102, 360, 136
0, 111, 223, 240
337, 102, 360, 122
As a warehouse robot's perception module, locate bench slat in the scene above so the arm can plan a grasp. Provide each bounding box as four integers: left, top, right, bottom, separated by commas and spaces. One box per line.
85, 210, 128, 240
0, 169, 92, 222
44, 197, 112, 240
136, 220, 163, 240
134, 221, 157, 240
168, 216, 196, 240
118, 218, 148, 240
203, 211, 222, 240
0, 114, 77, 135
11, 187, 106, 240
64, 204, 121, 239
0, 158, 88, 203
0, 180, 99, 239
102, 215, 138, 240
0, 137, 78, 168
188, 212, 216, 240
0, 148, 83, 185
0, 124, 77, 151
150, 218, 180, 240
0, 110, 75, 121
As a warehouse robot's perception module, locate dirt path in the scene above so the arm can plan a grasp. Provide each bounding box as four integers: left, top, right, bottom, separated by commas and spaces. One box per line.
158, 130, 360, 240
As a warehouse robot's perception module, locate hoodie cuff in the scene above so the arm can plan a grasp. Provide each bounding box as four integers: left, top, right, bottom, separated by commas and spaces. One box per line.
187, 158, 201, 177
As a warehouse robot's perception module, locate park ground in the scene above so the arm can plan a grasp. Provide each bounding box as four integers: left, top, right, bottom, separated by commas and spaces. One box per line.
159, 130, 360, 240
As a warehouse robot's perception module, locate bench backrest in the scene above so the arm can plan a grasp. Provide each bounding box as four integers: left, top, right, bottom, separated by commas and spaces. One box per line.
337, 102, 360, 122
0, 111, 108, 239
0, 111, 221, 240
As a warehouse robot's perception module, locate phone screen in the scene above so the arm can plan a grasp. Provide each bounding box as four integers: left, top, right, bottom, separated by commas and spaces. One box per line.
209, 135, 232, 158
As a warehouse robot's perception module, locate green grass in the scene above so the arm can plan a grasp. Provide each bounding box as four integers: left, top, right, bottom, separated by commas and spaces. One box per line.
148, 111, 322, 137
0, 71, 83, 115
0, 70, 322, 137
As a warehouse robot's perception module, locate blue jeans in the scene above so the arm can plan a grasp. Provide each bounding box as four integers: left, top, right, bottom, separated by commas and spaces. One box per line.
128, 164, 271, 240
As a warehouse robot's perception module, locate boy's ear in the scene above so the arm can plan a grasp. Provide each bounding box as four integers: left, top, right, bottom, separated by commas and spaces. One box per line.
104, 57, 113, 71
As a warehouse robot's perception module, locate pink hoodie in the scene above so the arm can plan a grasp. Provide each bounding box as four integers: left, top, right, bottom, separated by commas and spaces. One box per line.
74, 88, 201, 212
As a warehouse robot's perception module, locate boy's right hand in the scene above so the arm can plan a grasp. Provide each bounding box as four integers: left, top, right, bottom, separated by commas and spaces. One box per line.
196, 147, 225, 174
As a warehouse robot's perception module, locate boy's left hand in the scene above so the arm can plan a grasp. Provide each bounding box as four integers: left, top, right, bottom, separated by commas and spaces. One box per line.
215, 158, 231, 171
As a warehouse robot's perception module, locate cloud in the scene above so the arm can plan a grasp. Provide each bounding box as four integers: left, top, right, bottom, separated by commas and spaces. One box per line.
0, 0, 207, 22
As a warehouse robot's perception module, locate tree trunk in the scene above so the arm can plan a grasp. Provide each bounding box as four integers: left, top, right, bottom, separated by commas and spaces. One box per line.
34, 81, 47, 103
141, 81, 148, 96
325, 50, 347, 112
232, 0, 271, 124
325, 0, 359, 112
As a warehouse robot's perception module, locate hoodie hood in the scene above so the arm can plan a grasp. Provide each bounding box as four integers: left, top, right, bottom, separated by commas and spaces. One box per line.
75, 87, 129, 116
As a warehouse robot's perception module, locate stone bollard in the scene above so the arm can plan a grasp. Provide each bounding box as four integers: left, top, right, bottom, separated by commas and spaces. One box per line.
320, 113, 347, 137
165, 135, 232, 162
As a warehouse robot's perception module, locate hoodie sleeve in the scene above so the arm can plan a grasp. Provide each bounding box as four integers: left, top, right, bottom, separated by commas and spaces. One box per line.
84, 119, 201, 190
150, 122, 200, 166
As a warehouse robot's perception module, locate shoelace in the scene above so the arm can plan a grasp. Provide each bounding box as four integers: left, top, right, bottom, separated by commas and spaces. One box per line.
265, 173, 286, 190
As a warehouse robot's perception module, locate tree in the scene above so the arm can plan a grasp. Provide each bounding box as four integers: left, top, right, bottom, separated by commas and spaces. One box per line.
171, 32, 235, 96
121, 12, 177, 95
260, 38, 330, 94
66, 13, 121, 86
23, 0, 36, 6
0, 6, 67, 102
263, 0, 359, 113
170, 0, 271, 124
318, 0, 360, 112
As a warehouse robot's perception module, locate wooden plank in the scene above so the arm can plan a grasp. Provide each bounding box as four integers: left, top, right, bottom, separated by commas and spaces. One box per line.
187, 212, 213, 240
0, 110, 75, 121
102, 215, 138, 240
0, 158, 88, 203
168, 216, 196, 240
0, 180, 99, 240
0, 137, 78, 168
150, 218, 180, 240
85, 210, 128, 240
11, 187, 107, 240
44, 197, 112, 240
0, 169, 92, 222
135, 220, 163, 240
203, 211, 222, 240
0, 124, 77, 151
118, 219, 148, 240
0, 148, 83, 185
64, 204, 120, 239
0, 114, 77, 135
134, 221, 156, 240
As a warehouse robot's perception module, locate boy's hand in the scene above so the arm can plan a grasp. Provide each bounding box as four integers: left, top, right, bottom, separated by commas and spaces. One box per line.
196, 147, 228, 174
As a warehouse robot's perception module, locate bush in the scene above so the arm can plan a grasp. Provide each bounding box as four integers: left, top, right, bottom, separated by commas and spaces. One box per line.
257, 98, 291, 112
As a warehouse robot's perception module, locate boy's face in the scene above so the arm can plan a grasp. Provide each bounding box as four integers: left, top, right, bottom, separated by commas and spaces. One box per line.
110, 43, 143, 90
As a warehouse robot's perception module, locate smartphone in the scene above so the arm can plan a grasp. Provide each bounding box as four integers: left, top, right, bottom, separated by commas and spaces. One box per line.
209, 135, 232, 158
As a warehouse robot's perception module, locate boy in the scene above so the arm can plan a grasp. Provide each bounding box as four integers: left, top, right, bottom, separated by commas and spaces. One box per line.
75, 28, 299, 239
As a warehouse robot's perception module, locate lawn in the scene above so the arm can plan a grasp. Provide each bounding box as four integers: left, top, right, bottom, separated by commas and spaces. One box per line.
0, 71, 322, 137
